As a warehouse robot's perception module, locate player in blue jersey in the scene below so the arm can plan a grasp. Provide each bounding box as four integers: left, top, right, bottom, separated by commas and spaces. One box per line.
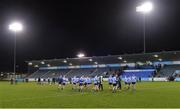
79, 76, 84, 92
131, 75, 137, 90
72, 76, 78, 90
127, 76, 131, 89
87, 76, 92, 90
61, 75, 67, 90
84, 76, 88, 88
93, 76, 99, 92
112, 75, 117, 93
108, 75, 113, 90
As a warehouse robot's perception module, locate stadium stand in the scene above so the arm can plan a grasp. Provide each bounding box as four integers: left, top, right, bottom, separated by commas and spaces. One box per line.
159, 65, 180, 77
26, 51, 180, 79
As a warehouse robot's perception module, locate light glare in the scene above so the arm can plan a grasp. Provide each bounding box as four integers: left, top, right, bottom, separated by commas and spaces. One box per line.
77, 53, 85, 58
136, 2, 153, 13
9, 22, 23, 32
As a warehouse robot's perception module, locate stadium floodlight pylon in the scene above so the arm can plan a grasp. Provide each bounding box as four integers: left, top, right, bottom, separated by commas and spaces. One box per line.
9, 22, 23, 78
136, 1, 153, 54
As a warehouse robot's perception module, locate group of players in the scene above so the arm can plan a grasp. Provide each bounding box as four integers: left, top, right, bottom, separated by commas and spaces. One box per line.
56, 74, 137, 93
58, 75, 103, 92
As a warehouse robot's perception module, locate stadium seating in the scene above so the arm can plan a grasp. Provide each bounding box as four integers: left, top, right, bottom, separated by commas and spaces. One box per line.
159, 65, 180, 77
121, 70, 154, 78
28, 70, 49, 78
41, 69, 70, 78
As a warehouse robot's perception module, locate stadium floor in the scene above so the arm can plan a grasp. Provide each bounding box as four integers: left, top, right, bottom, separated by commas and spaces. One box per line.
0, 81, 180, 108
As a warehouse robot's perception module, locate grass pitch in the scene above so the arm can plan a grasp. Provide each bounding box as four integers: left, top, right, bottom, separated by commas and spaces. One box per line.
0, 81, 180, 108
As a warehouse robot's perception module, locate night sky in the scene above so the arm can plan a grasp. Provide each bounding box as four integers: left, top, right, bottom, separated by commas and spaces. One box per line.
0, 0, 180, 72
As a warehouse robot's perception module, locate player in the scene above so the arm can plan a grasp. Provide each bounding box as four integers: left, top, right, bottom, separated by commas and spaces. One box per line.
79, 76, 84, 92
93, 76, 99, 92
124, 76, 130, 90
84, 76, 88, 88
61, 76, 68, 90
127, 76, 131, 89
58, 75, 63, 90
108, 75, 113, 90
47, 77, 51, 85
72, 76, 78, 90
131, 74, 137, 90
112, 75, 117, 93
98, 76, 103, 91
86, 76, 92, 90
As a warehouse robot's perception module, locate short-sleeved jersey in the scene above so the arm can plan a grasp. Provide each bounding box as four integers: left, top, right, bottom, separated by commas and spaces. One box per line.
131, 76, 137, 83
112, 77, 117, 84
87, 78, 91, 84
108, 76, 113, 83
93, 77, 98, 84
79, 77, 84, 84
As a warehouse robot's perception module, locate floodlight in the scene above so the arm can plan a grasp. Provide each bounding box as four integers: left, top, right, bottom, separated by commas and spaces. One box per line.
63, 60, 67, 63
77, 53, 85, 58
158, 58, 162, 61
154, 55, 158, 58
118, 57, 123, 60
47, 64, 51, 67
34, 65, 39, 68
89, 59, 93, 62
136, 2, 153, 13
28, 62, 33, 66
41, 61, 45, 64
9, 22, 23, 32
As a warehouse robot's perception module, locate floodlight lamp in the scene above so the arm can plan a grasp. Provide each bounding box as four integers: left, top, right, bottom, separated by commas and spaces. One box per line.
123, 60, 127, 63
158, 58, 162, 61
118, 57, 123, 60
41, 61, 45, 64
77, 53, 85, 58
34, 65, 39, 68
9, 22, 23, 32
28, 62, 33, 66
154, 55, 158, 58
63, 60, 67, 63
136, 2, 153, 13
89, 59, 93, 62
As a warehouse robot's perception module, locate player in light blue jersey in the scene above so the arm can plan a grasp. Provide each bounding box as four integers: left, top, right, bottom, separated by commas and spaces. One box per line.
124, 76, 130, 90
131, 75, 137, 90
108, 75, 113, 90
93, 76, 99, 92
71, 76, 77, 90
85, 76, 91, 90
112, 75, 117, 93
127, 76, 131, 89
61, 75, 67, 90
79, 76, 84, 92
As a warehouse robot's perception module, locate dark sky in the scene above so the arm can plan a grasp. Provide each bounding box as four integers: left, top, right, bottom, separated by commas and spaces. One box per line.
0, 0, 180, 72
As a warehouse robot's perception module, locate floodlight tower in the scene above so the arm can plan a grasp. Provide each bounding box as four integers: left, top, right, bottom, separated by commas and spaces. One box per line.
9, 22, 23, 77
136, 1, 153, 53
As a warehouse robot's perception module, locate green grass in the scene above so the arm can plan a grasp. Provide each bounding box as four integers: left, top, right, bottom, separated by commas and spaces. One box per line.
0, 81, 180, 108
